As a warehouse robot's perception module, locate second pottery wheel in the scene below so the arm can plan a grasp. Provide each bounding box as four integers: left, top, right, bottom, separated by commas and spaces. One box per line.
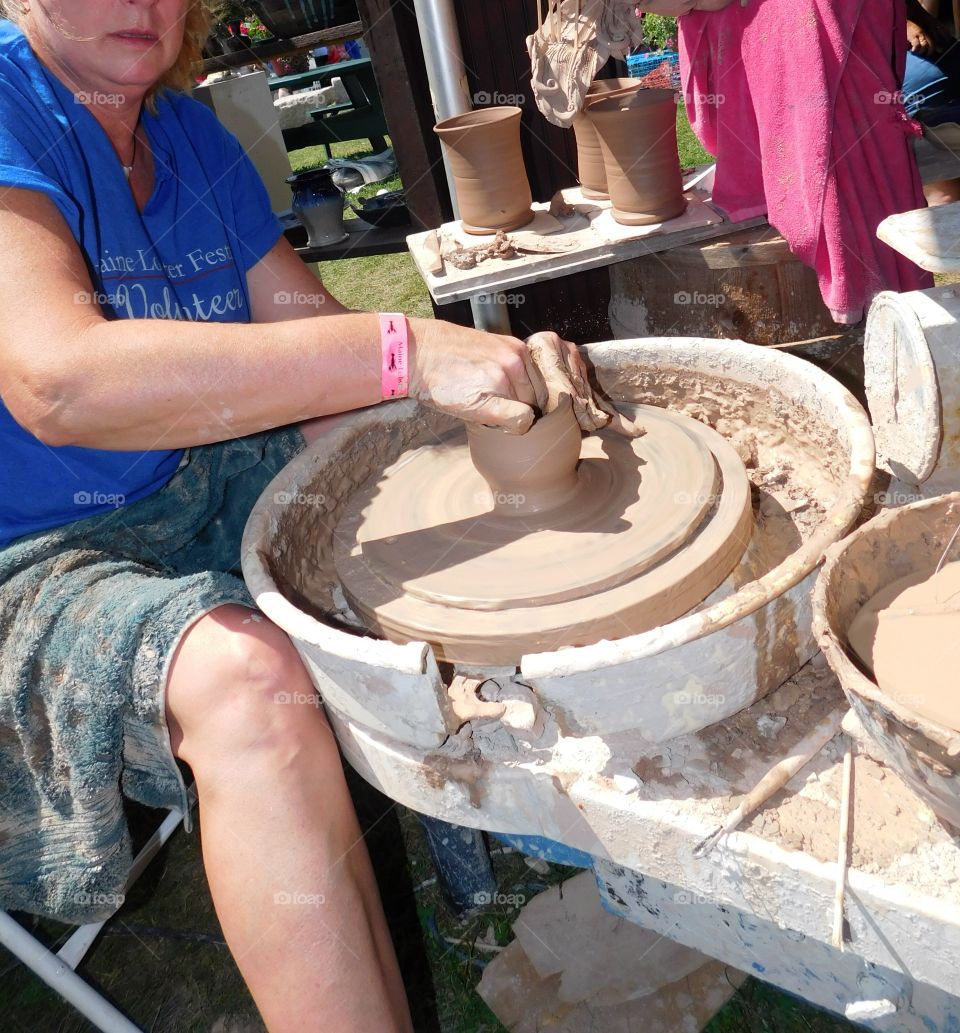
334, 400, 753, 665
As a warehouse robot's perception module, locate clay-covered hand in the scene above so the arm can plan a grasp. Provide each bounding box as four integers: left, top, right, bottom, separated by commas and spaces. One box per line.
407, 319, 546, 434
525, 331, 645, 438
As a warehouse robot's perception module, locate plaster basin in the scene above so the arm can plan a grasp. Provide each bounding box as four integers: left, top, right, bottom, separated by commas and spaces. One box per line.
814, 492, 960, 830
241, 337, 874, 756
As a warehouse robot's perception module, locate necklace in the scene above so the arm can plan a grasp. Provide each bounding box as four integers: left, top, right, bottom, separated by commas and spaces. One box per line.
121, 132, 138, 179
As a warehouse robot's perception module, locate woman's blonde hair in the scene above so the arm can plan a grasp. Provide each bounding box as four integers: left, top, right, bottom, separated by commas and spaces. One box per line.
0, 1, 217, 107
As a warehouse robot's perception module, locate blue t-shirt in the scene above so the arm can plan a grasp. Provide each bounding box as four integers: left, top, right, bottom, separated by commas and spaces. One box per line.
0, 20, 283, 545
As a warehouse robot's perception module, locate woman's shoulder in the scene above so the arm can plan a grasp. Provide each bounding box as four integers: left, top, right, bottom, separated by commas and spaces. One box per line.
0, 19, 49, 96
0, 18, 28, 55
0, 20, 70, 152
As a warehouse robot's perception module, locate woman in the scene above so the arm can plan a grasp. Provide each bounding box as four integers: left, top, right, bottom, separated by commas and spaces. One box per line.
642, 0, 934, 323
0, 2, 602, 1029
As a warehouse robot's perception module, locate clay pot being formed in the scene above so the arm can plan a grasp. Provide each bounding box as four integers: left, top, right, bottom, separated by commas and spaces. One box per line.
586, 89, 687, 226
434, 106, 534, 234
572, 78, 644, 199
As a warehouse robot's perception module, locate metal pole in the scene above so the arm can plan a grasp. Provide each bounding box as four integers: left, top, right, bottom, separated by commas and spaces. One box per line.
412, 0, 513, 335
0, 911, 142, 1033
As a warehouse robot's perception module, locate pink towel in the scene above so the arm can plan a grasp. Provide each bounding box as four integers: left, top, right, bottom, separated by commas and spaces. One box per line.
679, 0, 933, 323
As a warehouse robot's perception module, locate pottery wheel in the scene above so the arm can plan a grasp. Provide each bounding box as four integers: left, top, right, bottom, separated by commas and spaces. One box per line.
334, 403, 753, 665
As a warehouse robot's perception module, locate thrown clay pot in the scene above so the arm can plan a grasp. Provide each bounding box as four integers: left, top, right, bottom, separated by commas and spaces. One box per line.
586, 89, 686, 226
466, 398, 582, 516
332, 396, 753, 665
434, 106, 534, 234
572, 78, 643, 200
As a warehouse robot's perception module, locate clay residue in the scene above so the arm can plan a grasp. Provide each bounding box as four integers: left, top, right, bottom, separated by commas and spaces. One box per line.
619, 653, 844, 805
606, 654, 960, 896
744, 741, 942, 870
596, 367, 843, 537
850, 562, 960, 734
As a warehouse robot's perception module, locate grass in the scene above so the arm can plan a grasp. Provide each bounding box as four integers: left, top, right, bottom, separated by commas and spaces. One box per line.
0, 793, 862, 1033
0, 118, 860, 1032
289, 137, 435, 318
678, 100, 713, 168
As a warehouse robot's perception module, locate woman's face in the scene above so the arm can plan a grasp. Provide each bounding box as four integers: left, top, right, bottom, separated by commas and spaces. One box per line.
26, 0, 189, 96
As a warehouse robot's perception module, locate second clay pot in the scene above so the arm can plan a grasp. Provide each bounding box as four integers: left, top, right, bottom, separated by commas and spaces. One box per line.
586, 88, 687, 226
572, 77, 644, 199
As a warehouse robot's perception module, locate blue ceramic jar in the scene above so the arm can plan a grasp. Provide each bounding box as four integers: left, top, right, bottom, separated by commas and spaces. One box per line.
285, 167, 347, 248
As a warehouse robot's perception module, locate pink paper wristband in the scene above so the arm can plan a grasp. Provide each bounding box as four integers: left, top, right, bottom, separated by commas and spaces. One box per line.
379, 312, 409, 400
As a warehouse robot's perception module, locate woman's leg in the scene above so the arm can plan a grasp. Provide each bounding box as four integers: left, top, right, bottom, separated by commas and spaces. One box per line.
165, 604, 412, 1033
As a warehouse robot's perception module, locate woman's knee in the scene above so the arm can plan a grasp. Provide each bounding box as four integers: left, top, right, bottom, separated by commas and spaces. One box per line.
165, 604, 328, 763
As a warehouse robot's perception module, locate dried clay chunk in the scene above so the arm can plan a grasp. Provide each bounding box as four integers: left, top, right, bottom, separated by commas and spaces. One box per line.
848, 561, 960, 733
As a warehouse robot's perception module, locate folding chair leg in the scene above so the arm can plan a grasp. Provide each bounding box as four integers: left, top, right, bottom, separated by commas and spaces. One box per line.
0, 911, 141, 1032
58, 791, 194, 970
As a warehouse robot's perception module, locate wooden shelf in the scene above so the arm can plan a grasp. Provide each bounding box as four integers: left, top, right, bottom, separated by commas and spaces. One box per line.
286, 218, 412, 262
198, 22, 363, 75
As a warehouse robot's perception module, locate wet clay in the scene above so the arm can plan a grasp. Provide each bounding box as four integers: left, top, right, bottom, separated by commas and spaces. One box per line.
848, 562, 960, 733
333, 401, 753, 665
572, 78, 643, 199
272, 367, 837, 651
434, 106, 534, 235
585, 89, 687, 226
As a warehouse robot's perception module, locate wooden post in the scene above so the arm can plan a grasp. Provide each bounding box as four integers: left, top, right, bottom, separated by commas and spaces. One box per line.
355, 0, 451, 232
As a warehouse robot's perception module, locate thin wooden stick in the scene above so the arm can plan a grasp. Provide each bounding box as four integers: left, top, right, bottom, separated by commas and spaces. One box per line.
832, 741, 855, 949
693, 710, 843, 857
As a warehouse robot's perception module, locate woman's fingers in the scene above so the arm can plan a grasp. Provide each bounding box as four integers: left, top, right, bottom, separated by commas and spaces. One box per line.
469, 394, 536, 434
500, 335, 547, 411
523, 330, 645, 438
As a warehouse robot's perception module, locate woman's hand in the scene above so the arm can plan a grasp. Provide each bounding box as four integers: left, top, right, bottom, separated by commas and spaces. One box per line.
407, 320, 543, 433
525, 331, 644, 436
407, 323, 642, 437
907, 19, 938, 55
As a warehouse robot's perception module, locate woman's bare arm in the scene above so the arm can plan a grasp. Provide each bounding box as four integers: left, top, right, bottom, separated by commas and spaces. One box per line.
245, 235, 353, 321
0, 188, 539, 450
